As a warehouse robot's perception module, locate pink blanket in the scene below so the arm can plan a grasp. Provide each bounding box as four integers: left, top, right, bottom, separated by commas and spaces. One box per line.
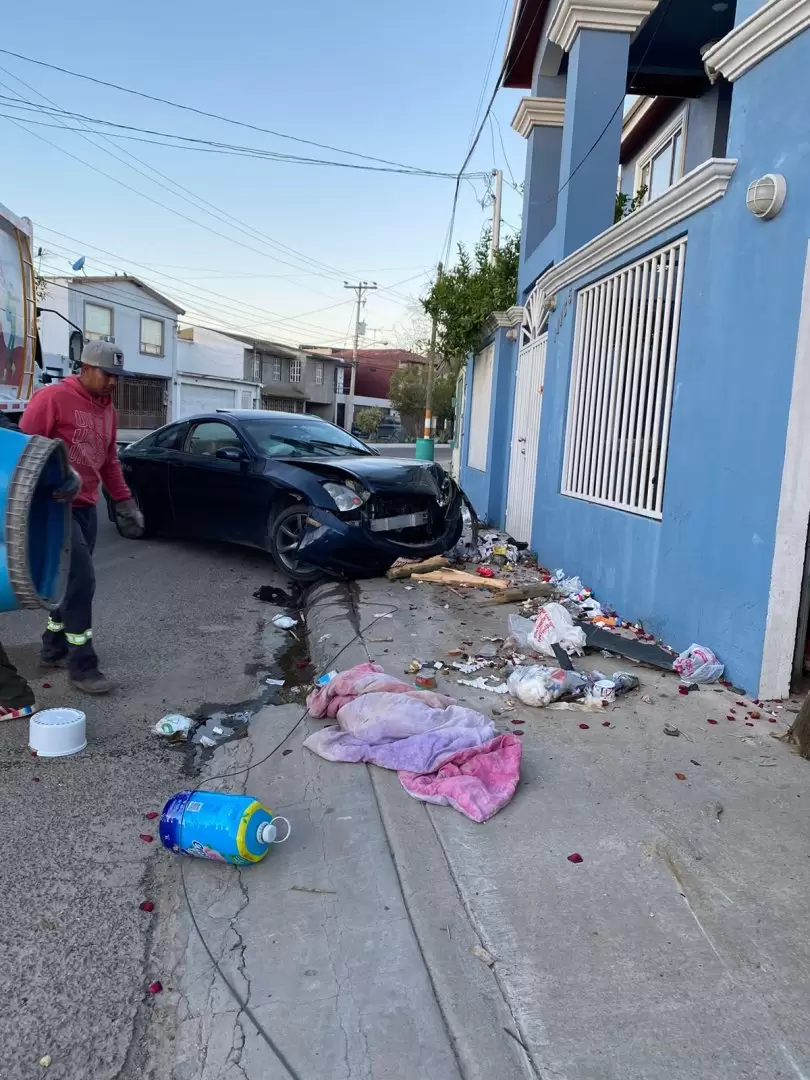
307, 661, 454, 718
400, 734, 523, 823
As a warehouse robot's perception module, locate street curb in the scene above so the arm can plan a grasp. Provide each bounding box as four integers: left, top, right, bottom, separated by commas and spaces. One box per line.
303, 580, 534, 1080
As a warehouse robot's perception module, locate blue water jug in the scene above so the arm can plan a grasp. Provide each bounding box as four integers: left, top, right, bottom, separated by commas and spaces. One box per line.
0, 426, 70, 612
159, 790, 291, 865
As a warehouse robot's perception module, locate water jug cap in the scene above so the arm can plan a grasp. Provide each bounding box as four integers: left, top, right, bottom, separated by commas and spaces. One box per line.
257, 817, 291, 846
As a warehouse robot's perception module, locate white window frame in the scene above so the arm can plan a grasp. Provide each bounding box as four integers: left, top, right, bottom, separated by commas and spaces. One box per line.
289, 358, 302, 383
466, 342, 494, 472
561, 237, 687, 520
140, 315, 165, 357
271, 357, 282, 381
635, 107, 688, 205
315, 361, 324, 386
84, 301, 114, 342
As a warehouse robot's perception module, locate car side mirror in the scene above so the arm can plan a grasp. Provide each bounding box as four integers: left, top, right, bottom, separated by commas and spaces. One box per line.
69, 330, 84, 372
216, 446, 248, 463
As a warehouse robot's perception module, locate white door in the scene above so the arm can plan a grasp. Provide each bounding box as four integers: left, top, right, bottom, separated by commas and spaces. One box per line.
505, 333, 547, 544
451, 367, 466, 480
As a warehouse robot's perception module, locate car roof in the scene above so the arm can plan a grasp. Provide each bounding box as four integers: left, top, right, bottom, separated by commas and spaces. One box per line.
173, 410, 332, 423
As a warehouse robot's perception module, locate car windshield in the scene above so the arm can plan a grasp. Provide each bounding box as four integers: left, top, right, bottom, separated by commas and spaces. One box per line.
243, 418, 373, 458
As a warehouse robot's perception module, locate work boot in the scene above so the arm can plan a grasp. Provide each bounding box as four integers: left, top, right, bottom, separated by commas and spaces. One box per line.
69, 671, 116, 695
40, 652, 67, 669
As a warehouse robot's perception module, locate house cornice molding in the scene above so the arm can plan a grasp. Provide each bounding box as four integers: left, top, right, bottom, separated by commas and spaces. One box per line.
527, 158, 736, 310
511, 96, 566, 136
703, 0, 810, 83
547, 0, 660, 52
483, 305, 525, 337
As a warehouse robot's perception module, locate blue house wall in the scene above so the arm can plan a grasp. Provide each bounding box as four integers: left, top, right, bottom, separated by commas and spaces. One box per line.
475, 24, 810, 694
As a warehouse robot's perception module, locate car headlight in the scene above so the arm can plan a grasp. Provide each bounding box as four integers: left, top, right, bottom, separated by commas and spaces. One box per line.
437, 473, 454, 507
322, 481, 369, 513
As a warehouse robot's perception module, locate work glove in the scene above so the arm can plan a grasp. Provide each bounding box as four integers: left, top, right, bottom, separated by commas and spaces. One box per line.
52, 467, 82, 503
115, 501, 145, 539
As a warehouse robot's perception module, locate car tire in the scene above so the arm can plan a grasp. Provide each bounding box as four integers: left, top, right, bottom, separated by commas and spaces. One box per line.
270, 504, 323, 582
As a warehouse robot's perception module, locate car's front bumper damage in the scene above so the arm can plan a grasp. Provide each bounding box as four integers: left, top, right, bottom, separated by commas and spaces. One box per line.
297, 488, 464, 577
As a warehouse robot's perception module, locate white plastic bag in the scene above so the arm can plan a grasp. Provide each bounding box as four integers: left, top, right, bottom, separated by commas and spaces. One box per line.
529, 603, 587, 657
673, 644, 724, 683
507, 665, 588, 707
154, 713, 192, 738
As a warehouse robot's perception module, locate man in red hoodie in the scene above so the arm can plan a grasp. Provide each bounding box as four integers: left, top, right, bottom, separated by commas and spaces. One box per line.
20, 341, 143, 693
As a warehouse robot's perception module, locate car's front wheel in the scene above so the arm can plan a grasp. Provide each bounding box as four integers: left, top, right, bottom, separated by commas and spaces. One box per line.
270, 505, 323, 582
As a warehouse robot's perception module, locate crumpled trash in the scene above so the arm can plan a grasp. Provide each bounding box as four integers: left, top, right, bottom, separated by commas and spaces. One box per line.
551, 570, 584, 597
530, 603, 587, 657
457, 677, 509, 694
154, 714, 192, 738
477, 530, 519, 565
507, 665, 588, 707
673, 644, 724, 683
272, 614, 298, 630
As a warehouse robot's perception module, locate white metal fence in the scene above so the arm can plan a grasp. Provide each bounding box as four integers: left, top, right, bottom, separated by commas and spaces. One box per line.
562, 237, 686, 519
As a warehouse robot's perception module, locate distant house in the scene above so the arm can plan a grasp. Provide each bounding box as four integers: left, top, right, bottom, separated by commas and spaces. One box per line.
38, 275, 185, 440
230, 335, 345, 419
175, 326, 261, 418
303, 347, 426, 429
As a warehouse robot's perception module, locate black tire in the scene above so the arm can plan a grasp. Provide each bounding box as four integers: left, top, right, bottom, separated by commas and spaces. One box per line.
270, 504, 323, 582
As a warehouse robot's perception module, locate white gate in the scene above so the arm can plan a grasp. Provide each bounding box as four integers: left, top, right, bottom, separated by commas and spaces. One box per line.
505, 292, 548, 543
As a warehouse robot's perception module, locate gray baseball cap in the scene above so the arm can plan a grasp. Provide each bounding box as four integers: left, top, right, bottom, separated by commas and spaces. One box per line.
81, 340, 133, 376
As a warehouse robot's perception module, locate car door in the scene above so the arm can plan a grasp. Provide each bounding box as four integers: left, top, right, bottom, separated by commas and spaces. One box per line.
168, 419, 263, 545
119, 422, 188, 531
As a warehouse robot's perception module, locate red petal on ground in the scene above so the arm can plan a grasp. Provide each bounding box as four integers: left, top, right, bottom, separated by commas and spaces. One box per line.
727, 715, 736, 721
42, 682, 52, 689
29, 750, 38, 757
678, 687, 689, 696
32, 777, 40, 782
147, 981, 163, 994
579, 723, 590, 730
511, 718, 525, 725
707, 719, 718, 725
513, 730, 525, 736
567, 853, 583, 864
602, 720, 611, 727
675, 772, 687, 780
139, 834, 154, 843
140, 901, 155, 912
769, 718, 777, 723
745, 722, 754, 727
145, 812, 159, 820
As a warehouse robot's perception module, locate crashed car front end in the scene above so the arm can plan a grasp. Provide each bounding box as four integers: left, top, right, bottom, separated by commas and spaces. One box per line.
297, 465, 464, 576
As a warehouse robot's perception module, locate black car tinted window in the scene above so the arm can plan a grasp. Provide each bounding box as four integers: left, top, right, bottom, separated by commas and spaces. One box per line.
244, 418, 372, 458
152, 424, 186, 450
185, 421, 243, 457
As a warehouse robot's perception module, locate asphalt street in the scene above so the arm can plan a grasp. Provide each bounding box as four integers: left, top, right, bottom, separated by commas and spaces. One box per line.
0, 512, 288, 1080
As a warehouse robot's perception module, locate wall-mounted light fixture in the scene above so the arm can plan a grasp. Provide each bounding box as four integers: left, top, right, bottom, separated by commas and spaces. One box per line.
746, 174, 787, 220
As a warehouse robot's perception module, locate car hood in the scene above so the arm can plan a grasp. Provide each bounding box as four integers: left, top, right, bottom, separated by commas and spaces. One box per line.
274, 455, 449, 496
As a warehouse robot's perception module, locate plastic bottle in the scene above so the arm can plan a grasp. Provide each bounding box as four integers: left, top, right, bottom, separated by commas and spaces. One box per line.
159, 790, 290, 864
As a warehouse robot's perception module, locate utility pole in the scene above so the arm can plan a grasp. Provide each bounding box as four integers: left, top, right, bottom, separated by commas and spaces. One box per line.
490, 168, 503, 261
343, 280, 377, 432
416, 262, 443, 462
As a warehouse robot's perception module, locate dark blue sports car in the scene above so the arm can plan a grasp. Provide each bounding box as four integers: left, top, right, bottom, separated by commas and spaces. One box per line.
109, 410, 465, 580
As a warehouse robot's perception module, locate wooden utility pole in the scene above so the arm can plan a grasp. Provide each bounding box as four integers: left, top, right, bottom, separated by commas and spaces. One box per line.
419, 262, 443, 460
343, 281, 377, 432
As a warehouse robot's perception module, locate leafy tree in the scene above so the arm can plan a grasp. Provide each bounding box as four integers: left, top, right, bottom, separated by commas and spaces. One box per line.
614, 185, 648, 223
354, 406, 384, 439
421, 229, 519, 372
389, 366, 457, 437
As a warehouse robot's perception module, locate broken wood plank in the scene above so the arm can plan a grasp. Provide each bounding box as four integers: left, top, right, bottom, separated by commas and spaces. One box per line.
411, 568, 509, 590
386, 555, 449, 580
484, 582, 556, 605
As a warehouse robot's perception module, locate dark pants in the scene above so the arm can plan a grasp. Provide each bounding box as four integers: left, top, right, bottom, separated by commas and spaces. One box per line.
0, 641, 35, 709
42, 505, 99, 678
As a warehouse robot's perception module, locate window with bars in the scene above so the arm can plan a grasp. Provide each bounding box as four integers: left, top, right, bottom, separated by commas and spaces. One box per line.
289, 358, 302, 383
315, 361, 324, 385
272, 357, 282, 381
561, 238, 686, 519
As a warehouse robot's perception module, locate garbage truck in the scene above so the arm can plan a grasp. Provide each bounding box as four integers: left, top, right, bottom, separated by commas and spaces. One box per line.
0, 200, 45, 423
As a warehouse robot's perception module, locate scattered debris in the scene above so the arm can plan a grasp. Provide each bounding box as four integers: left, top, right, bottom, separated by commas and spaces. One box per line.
139, 834, 154, 843
272, 614, 298, 630
581, 622, 676, 670
39, 1056, 52, 1068
673, 644, 724, 684
198, 735, 217, 748
674, 772, 687, 781
265, 678, 285, 686
367, 636, 393, 643
578, 723, 590, 730
147, 981, 163, 995
145, 811, 159, 820
457, 676, 509, 694
507, 665, 588, 707
387, 555, 449, 580
471, 945, 496, 967
413, 568, 509, 590
290, 885, 337, 895
641, 694, 654, 705
663, 723, 681, 737
567, 852, 584, 864
707, 718, 718, 725
690, 759, 702, 767
253, 585, 299, 605
485, 582, 556, 606
415, 673, 437, 690
451, 659, 487, 674
140, 901, 155, 912
373, 612, 394, 619
154, 713, 192, 739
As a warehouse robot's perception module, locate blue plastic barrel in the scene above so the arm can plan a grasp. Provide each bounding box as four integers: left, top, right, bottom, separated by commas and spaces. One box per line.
159, 790, 291, 865
0, 426, 70, 613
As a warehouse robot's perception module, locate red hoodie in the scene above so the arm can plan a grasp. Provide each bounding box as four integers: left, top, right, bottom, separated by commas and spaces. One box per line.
20, 376, 132, 507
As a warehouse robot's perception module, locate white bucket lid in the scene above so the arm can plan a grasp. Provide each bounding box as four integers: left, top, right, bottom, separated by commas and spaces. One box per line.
29, 708, 87, 758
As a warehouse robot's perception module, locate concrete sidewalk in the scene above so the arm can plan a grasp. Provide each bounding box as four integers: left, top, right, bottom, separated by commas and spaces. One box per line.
305, 575, 810, 1080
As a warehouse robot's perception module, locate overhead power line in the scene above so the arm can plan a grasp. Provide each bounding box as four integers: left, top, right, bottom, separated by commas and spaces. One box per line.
0, 46, 462, 175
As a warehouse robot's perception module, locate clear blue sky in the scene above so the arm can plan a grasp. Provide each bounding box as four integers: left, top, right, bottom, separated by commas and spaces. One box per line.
1, 0, 525, 348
